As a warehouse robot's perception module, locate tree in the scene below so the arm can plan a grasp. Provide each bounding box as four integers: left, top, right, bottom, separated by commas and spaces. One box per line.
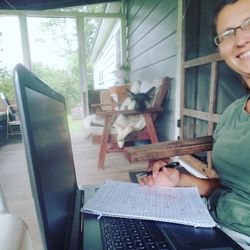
0, 66, 15, 99
31, 8, 101, 111
32, 62, 80, 112
0, 4, 105, 111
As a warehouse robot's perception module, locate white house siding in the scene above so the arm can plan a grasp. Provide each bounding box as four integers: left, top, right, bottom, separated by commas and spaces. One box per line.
126, 0, 178, 141
93, 21, 121, 90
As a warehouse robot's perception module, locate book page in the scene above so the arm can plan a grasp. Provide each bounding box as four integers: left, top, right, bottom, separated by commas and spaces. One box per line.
82, 180, 216, 228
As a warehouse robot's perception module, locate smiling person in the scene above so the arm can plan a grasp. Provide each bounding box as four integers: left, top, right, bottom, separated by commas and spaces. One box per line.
139, 0, 250, 249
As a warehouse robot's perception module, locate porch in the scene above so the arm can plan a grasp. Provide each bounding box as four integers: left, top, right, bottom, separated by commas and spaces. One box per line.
0, 0, 248, 248
0, 133, 146, 250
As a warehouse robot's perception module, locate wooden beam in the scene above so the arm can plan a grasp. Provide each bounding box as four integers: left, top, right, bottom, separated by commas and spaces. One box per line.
183, 109, 220, 123
96, 107, 163, 116
123, 136, 213, 163
184, 53, 222, 68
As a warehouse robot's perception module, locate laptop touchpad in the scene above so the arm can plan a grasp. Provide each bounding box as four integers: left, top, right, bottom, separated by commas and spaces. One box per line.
158, 222, 238, 250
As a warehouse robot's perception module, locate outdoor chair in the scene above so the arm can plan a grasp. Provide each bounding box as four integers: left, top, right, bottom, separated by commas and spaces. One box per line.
91, 85, 130, 113
6, 104, 22, 140
91, 76, 171, 169
86, 85, 130, 127
0, 92, 22, 140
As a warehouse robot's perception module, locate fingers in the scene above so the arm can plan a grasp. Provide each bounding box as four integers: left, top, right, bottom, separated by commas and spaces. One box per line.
139, 175, 155, 186
138, 177, 146, 186
152, 161, 166, 171
162, 166, 172, 174
162, 167, 178, 177
161, 158, 171, 165
152, 161, 166, 178
139, 160, 175, 187
148, 158, 170, 169
161, 167, 181, 187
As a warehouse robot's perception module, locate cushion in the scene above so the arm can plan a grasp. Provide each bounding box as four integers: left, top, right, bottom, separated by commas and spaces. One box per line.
130, 80, 141, 93
140, 78, 162, 93
140, 78, 164, 105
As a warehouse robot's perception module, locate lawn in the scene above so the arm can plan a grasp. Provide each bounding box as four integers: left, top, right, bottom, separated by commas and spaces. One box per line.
67, 115, 83, 133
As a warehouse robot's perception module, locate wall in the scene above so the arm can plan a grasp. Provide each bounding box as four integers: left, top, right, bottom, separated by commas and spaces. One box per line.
93, 21, 121, 89
126, 0, 178, 141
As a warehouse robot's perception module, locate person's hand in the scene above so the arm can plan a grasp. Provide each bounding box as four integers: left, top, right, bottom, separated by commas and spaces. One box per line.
139, 160, 181, 187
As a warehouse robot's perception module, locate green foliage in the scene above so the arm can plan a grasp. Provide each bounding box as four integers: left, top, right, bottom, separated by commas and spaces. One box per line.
119, 64, 130, 71
30, 16, 96, 112
0, 66, 15, 99
32, 62, 81, 112
0, 8, 99, 110
67, 114, 83, 133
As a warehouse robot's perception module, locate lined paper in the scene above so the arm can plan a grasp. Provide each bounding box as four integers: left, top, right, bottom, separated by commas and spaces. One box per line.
82, 180, 216, 228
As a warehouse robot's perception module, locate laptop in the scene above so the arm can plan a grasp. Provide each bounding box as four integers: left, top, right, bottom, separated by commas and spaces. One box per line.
13, 63, 244, 250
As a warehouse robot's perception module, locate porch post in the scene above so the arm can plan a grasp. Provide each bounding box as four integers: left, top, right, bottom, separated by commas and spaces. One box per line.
120, 3, 127, 66
76, 16, 89, 118
18, 15, 32, 69
176, 0, 185, 140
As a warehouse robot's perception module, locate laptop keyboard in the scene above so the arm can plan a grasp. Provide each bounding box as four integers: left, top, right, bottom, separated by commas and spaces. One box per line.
100, 216, 171, 250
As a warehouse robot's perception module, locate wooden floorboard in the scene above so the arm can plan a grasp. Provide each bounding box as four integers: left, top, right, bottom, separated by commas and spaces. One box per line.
0, 132, 146, 250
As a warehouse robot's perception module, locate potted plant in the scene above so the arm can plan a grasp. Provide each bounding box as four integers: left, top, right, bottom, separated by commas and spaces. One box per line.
112, 64, 130, 85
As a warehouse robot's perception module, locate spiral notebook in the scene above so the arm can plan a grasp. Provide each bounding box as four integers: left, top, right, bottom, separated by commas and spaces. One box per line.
82, 180, 216, 228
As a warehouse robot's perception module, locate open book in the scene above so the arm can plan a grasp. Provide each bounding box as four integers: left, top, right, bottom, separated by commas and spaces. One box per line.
82, 180, 216, 228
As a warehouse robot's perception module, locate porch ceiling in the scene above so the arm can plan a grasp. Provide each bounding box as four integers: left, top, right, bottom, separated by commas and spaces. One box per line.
0, 0, 119, 10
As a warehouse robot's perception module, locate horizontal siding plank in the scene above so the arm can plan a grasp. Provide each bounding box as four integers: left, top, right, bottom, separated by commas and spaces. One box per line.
127, 0, 144, 26
128, 0, 161, 36
130, 56, 176, 81
128, 0, 176, 48
129, 33, 177, 71
127, 0, 136, 13
129, 8, 177, 60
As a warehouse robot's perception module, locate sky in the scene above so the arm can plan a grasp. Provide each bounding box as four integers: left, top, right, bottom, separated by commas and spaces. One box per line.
0, 16, 23, 70
0, 16, 73, 71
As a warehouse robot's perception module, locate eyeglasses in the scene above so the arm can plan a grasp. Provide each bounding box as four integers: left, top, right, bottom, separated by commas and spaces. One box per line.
214, 18, 250, 46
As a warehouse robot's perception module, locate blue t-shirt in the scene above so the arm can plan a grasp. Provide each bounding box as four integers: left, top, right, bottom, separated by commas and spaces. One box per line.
211, 94, 250, 236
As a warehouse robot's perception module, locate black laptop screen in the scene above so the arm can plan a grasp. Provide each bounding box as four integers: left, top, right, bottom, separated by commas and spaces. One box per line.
14, 64, 78, 250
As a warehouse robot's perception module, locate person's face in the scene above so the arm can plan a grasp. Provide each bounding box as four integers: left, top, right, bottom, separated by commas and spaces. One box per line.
216, 0, 250, 83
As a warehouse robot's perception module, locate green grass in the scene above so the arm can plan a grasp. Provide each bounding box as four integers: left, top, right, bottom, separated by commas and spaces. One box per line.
67, 115, 83, 133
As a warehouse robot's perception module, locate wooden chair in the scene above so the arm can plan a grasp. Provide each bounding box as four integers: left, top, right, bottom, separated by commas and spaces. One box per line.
91, 85, 130, 112
92, 77, 172, 169
123, 135, 218, 178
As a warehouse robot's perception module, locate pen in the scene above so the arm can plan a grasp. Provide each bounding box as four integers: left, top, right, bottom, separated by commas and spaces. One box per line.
139, 161, 180, 176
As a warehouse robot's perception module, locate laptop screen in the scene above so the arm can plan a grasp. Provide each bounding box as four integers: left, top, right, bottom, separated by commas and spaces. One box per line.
14, 64, 78, 250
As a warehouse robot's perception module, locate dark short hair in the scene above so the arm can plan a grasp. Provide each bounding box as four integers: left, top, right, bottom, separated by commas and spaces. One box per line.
212, 0, 239, 38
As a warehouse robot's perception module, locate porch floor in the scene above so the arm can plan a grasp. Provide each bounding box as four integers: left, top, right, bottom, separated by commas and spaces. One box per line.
0, 132, 146, 250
